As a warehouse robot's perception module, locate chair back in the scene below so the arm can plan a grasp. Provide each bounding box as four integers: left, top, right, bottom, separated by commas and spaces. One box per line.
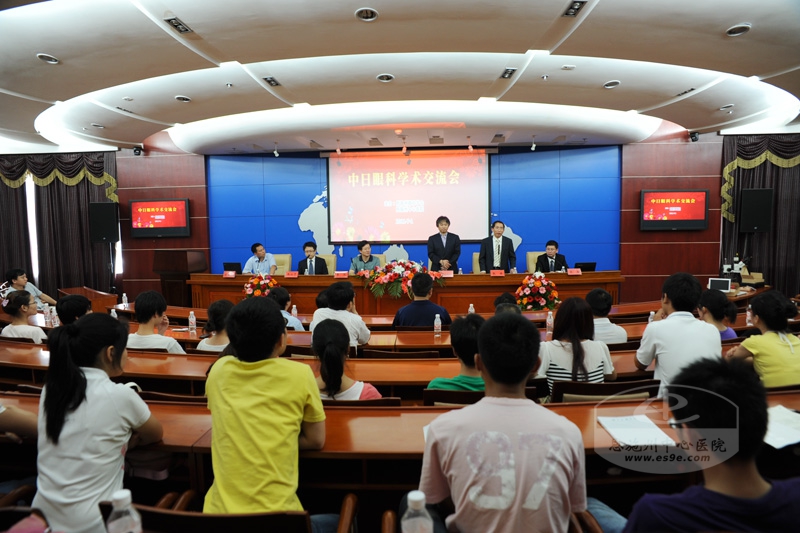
423, 387, 537, 406
273, 254, 293, 276
322, 397, 402, 406
285, 345, 315, 358
99, 502, 312, 533
138, 390, 207, 403
317, 254, 336, 274
395, 325, 450, 331
127, 347, 169, 353
374, 254, 386, 267
362, 349, 440, 359
605, 340, 641, 351
550, 379, 660, 403
472, 252, 479, 273
526, 251, 546, 272
0, 336, 35, 344
185, 347, 223, 355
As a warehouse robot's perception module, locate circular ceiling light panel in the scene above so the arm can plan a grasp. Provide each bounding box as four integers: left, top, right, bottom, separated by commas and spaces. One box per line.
175, 95, 192, 102
726, 23, 751, 37
36, 53, 59, 64
603, 80, 621, 89
355, 8, 379, 22
376, 73, 395, 82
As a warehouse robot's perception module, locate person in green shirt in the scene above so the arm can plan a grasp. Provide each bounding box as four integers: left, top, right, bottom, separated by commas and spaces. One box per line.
427, 314, 486, 391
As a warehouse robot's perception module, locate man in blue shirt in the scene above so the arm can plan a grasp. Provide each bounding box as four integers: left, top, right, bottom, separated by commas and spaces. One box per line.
392, 273, 451, 329
243, 242, 276, 276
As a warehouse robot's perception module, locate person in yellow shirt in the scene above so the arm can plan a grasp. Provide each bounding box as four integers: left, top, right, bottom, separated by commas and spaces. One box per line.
203, 297, 335, 530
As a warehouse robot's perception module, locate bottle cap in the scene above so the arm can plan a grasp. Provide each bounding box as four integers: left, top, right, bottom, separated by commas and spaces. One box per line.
435, 314, 440, 318
407, 490, 426, 510
111, 488, 132, 507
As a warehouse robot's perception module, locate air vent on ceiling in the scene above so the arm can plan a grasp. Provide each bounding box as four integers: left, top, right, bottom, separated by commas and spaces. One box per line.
368, 138, 383, 146
490, 134, 506, 143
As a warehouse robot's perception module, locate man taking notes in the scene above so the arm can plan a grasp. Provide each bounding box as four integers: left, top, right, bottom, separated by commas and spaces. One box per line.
427, 215, 461, 272
478, 220, 517, 273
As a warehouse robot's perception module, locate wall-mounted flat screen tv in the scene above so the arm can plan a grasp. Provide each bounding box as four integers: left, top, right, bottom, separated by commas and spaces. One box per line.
640, 189, 708, 231
130, 198, 191, 238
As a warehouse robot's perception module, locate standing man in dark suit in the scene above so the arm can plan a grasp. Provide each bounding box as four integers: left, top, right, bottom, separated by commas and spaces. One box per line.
478, 220, 517, 273
297, 241, 329, 275
535, 240, 569, 272
427, 215, 461, 272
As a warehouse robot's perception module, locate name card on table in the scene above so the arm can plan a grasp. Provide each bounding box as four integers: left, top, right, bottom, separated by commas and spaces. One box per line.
284, 271, 299, 278
440, 270, 454, 278
334, 271, 350, 279
567, 268, 582, 276
490, 270, 506, 277
222, 271, 237, 278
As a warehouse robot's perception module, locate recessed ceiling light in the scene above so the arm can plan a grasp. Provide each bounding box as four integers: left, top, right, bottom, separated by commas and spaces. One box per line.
541, 75, 549, 81
376, 73, 395, 82
355, 8, 379, 22
603, 80, 621, 89
719, 104, 735, 111
36, 53, 59, 65
562, 1, 587, 17
263, 77, 281, 87
500, 68, 517, 80
726, 23, 751, 37
175, 95, 192, 103
561, 65, 576, 70
164, 16, 193, 34
122, 96, 133, 101
90, 123, 104, 129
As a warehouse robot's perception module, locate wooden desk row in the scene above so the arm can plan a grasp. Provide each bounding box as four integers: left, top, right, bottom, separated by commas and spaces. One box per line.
3, 391, 798, 493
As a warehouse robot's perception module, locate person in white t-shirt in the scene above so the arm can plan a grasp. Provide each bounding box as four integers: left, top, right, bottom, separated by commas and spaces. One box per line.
196, 299, 233, 352
267, 286, 305, 331
32, 313, 163, 533
418, 313, 586, 533
310, 282, 370, 346
586, 288, 628, 345
1, 290, 47, 344
635, 272, 722, 397
126, 291, 185, 354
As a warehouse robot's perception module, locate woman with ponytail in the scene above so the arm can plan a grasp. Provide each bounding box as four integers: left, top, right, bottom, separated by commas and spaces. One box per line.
536, 297, 617, 397
1, 290, 47, 344
32, 313, 163, 533
312, 319, 381, 400
699, 289, 739, 340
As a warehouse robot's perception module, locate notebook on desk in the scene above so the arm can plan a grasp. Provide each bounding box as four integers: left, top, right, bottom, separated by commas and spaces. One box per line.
222, 262, 243, 274
574, 262, 596, 272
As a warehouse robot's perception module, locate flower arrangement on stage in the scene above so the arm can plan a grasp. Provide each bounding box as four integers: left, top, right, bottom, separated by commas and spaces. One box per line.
243, 274, 279, 298
358, 259, 444, 299
515, 272, 560, 311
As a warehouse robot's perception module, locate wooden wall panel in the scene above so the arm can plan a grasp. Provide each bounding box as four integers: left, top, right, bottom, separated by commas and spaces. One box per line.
619, 137, 724, 302
116, 150, 209, 300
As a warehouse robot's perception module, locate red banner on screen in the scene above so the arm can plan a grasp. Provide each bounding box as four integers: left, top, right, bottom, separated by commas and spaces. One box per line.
642, 190, 706, 221
131, 200, 188, 229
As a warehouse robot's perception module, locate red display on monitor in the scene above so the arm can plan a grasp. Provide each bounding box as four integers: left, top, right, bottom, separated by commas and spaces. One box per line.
640, 190, 708, 231
129, 198, 191, 238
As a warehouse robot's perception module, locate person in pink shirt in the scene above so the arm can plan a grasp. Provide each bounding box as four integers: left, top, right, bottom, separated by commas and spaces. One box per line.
418, 313, 586, 532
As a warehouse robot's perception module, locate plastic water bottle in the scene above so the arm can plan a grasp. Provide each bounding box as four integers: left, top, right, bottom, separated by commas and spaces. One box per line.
458, 268, 463, 275
291, 304, 298, 318
106, 489, 142, 533
110, 309, 118, 319
648, 311, 655, 324
545, 311, 554, 338
467, 303, 475, 314
121, 293, 128, 309
746, 305, 753, 326
433, 314, 442, 337
43, 303, 52, 326
188, 311, 197, 332
401, 490, 433, 533
51, 308, 60, 327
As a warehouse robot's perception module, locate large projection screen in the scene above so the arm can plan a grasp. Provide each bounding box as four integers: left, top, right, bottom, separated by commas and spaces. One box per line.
328, 149, 490, 243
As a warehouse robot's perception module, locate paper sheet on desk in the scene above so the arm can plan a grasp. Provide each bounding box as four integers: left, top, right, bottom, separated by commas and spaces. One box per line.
598, 415, 676, 446
765, 405, 800, 449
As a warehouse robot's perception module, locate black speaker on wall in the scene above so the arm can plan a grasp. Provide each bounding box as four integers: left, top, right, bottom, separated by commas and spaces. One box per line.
89, 202, 120, 243
738, 188, 773, 233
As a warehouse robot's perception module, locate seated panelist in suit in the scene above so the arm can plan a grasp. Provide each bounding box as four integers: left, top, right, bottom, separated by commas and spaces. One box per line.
535, 240, 569, 272
427, 215, 461, 272
478, 220, 517, 273
297, 241, 328, 275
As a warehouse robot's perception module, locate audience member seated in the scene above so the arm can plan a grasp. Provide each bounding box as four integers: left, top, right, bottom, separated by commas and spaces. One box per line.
313, 319, 381, 400
727, 290, 800, 388
310, 282, 370, 347
349, 240, 381, 274
534, 240, 569, 273
493, 291, 517, 308
267, 287, 305, 331
1, 290, 47, 344
2, 268, 56, 310
55, 294, 92, 325
427, 314, 486, 391
126, 291, 185, 354
392, 273, 452, 329
297, 241, 329, 275
417, 313, 586, 532
586, 288, 627, 344
316, 288, 329, 309
242, 242, 276, 276
203, 298, 338, 532
698, 288, 739, 340
635, 272, 721, 397
619, 357, 800, 532
494, 302, 521, 315
536, 297, 616, 397
32, 313, 163, 533
196, 299, 234, 352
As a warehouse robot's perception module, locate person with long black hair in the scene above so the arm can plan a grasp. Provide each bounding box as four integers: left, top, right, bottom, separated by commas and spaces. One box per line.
536, 297, 617, 396
312, 319, 381, 400
698, 289, 738, 340
1, 290, 47, 344
31, 313, 162, 533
